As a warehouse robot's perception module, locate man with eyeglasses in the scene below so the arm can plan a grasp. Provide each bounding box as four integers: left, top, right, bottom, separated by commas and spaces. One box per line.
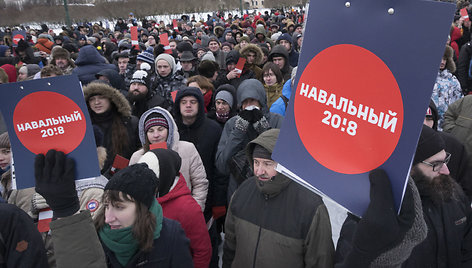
336, 124, 472, 267
402, 125, 472, 267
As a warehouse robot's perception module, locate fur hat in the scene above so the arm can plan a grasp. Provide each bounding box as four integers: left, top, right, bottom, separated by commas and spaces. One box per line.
50, 46, 75, 68
105, 163, 158, 208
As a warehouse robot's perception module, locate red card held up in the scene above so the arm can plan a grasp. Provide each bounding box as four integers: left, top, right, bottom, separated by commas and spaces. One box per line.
461, 8, 469, 21
234, 57, 246, 78
110, 154, 129, 174
150, 142, 168, 150
130, 26, 139, 49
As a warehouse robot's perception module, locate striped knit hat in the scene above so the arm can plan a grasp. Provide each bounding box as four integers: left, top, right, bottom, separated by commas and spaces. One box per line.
137, 48, 155, 65
144, 113, 169, 133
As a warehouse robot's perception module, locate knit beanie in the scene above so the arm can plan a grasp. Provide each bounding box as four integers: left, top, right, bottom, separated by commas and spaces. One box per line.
130, 70, 151, 89
104, 163, 158, 208
155, 53, 176, 75
413, 125, 445, 165
144, 113, 169, 133
215, 90, 234, 107
201, 51, 216, 62
0, 132, 10, 148
136, 48, 155, 65
176, 41, 193, 53
26, 64, 41, 77
138, 148, 182, 197
253, 144, 272, 160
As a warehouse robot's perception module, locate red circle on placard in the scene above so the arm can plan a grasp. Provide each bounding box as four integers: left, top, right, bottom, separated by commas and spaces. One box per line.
13, 91, 86, 154
13, 34, 23, 45
294, 44, 403, 174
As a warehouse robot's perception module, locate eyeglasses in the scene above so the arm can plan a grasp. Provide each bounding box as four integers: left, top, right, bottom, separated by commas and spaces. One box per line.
421, 152, 451, 172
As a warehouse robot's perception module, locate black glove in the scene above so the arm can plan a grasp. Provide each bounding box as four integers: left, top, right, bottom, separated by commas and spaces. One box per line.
339, 169, 419, 267
252, 109, 263, 123
35, 150, 79, 218
238, 109, 254, 123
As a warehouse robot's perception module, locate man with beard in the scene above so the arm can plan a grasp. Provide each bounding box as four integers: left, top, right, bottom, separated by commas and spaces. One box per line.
127, 70, 167, 118
335, 125, 472, 267
402, 125, 472, 267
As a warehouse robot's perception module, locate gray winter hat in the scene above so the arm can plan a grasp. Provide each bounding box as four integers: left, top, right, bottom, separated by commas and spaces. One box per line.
215, 90, 234, 107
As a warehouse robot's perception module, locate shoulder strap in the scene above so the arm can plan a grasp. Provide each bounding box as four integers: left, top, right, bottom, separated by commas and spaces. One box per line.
281, 95, 289, 108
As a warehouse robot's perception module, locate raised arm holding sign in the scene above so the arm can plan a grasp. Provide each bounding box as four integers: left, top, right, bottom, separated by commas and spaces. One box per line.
0, 75, 100, 189
272, 0, 456, 217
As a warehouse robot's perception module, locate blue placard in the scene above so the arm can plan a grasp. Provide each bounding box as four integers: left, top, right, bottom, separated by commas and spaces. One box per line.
272, 0, 456, 217
11, 30, 26, 48
0, 75, 100, 189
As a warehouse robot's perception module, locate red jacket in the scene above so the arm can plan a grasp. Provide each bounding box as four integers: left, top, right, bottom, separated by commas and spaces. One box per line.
157, 175, 212, 268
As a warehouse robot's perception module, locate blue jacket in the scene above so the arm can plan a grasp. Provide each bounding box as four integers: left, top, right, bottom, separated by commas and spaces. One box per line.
72, 45, 117, 85
270, 79, 292, 116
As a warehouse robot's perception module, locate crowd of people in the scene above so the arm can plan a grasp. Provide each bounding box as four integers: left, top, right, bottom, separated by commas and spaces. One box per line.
0, 2, 471, 267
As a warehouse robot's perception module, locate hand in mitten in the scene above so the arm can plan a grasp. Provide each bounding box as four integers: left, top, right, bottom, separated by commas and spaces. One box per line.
252, 109, 270, 133
234, 110, 253, 132
32, 192, 49, 211
34, 150, 79, 218
212, 206, 226, 219
342, 169, 426, 267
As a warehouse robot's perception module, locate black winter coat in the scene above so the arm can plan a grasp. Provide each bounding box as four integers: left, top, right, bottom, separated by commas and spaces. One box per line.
173, 87, 227, 213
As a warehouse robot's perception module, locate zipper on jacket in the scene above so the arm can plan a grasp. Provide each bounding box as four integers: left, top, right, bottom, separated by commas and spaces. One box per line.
252, 196, 268, 267
252, 226, 262, 268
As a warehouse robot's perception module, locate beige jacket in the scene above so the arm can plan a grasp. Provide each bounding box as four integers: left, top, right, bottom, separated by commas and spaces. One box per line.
130, 107, 208, 211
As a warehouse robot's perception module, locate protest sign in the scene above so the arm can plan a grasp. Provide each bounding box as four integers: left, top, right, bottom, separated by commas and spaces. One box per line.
234, 57, 246, 78
159, 33, 172, 54
11, 30, 26, 47
0, 75, 100, 189
461, 8, 469, 21
272, 0, 456, 217
173, 19, 178, 31
130, 26, 139, 49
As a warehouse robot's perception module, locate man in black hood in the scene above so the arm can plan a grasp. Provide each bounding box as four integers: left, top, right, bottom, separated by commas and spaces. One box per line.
268, 44, 293, 81
173, 86, 227, 267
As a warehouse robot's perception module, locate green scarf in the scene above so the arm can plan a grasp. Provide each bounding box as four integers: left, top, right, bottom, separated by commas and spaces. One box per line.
98, 199, 163, 267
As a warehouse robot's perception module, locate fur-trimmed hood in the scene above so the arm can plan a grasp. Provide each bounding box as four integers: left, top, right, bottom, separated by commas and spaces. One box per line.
240, 43, 263, 65
443, 45, 456, 73
83, 81, 131, 117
